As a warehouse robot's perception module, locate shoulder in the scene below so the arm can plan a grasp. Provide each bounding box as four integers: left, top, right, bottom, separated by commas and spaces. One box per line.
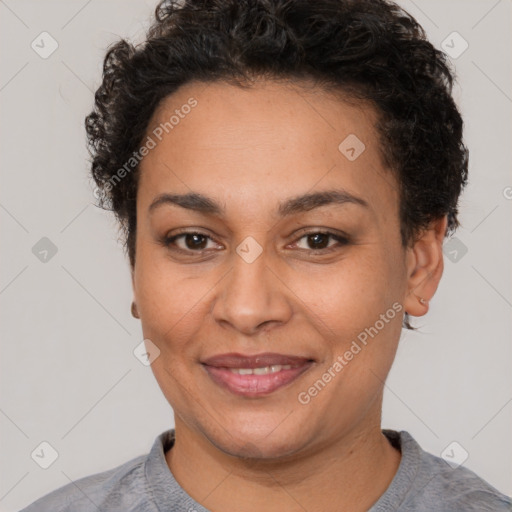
414, 454, 512, 511
395, 430, 512, 511
19, 451, 153, 512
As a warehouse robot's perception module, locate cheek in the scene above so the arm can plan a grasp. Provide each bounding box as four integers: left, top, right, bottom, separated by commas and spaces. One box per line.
136, 270, 212, 349
133, 253, 213, 414
291, 247, 405, 401
133, 242, 208, 351
290, 249, 403, 335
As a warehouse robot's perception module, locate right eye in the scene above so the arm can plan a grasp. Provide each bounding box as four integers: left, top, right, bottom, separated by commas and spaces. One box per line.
163, 231, 222, 253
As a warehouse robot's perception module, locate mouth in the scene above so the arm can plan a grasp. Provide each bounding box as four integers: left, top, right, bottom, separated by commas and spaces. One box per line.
201, 352, 315, 398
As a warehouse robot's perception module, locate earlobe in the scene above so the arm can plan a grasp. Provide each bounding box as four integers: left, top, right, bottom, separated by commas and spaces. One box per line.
403, 216, 448, 317
131, 301, 140, 319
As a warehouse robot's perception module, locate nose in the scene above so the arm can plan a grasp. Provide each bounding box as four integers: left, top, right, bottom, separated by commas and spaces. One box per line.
211, 248, 293, 335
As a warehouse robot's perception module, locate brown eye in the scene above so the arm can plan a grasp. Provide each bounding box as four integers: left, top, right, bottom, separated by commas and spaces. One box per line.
294, 231, 349, 252
164, 232, 216, 251
306, 233, 330, 250
183, 233, 208, 250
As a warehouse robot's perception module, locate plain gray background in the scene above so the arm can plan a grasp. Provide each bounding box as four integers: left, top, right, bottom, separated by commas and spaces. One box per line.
1, 0, 511, 510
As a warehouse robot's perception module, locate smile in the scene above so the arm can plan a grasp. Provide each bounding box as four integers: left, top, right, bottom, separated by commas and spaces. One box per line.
201, 352, 314, 397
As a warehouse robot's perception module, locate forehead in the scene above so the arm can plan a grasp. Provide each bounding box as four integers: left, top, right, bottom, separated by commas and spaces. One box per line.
138, 79, 398, 220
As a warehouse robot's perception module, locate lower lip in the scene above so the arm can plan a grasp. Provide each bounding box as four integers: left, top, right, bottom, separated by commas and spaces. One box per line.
202, 363, 313, 397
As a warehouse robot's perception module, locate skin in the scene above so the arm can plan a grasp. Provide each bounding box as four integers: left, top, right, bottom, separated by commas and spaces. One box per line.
131, 79, 447, 512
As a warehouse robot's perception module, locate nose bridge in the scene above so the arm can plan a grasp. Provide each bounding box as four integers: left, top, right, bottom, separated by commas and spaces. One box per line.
212, 243, 292, 334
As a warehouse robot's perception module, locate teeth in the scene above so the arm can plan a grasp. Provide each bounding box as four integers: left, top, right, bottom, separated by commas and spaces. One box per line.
229, 364, 293, 375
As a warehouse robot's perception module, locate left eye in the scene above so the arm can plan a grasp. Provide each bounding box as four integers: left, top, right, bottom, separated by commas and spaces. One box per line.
293, 232, 348, 251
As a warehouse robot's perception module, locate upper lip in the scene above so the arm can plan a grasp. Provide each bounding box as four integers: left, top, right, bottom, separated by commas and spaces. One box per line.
201, 352, 313, 368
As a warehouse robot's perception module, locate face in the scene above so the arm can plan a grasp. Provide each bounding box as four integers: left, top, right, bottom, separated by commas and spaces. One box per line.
132, 79, 414, 459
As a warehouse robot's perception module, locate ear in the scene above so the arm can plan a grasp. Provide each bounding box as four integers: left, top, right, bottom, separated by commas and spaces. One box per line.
131, 265, 136, 290
403, 216, 448, 317
130, 265, 140, 319
131, 263, 138, 304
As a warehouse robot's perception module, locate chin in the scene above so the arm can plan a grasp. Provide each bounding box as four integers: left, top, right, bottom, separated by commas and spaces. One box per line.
204, 419, 309, 461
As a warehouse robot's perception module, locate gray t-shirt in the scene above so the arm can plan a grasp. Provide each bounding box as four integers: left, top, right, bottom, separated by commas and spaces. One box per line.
20, 429, 511, 511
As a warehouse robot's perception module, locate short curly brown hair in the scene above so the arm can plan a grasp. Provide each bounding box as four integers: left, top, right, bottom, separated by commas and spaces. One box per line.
85, 0, 468, 329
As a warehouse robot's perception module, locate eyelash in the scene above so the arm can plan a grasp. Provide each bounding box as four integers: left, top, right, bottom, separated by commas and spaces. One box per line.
162, 229, 350, 255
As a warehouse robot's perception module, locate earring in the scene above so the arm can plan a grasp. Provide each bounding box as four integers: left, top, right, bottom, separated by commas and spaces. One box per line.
131, 301, 140, 319
418, 297, 428, 305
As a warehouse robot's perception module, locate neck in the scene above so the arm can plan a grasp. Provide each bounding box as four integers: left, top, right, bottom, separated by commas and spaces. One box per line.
165, 416, 401, 512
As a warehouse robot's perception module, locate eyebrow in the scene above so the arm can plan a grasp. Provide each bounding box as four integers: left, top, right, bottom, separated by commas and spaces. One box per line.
148, 189, 370, 217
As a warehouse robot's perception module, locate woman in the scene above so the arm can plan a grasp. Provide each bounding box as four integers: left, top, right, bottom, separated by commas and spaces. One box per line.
21, 0, 511, 510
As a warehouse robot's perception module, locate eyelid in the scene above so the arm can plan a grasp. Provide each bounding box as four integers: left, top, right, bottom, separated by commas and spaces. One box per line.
289, 226, 350, 241
163, 229, 223, 251
162, 227, 350, 254
286, 229, 350, 252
